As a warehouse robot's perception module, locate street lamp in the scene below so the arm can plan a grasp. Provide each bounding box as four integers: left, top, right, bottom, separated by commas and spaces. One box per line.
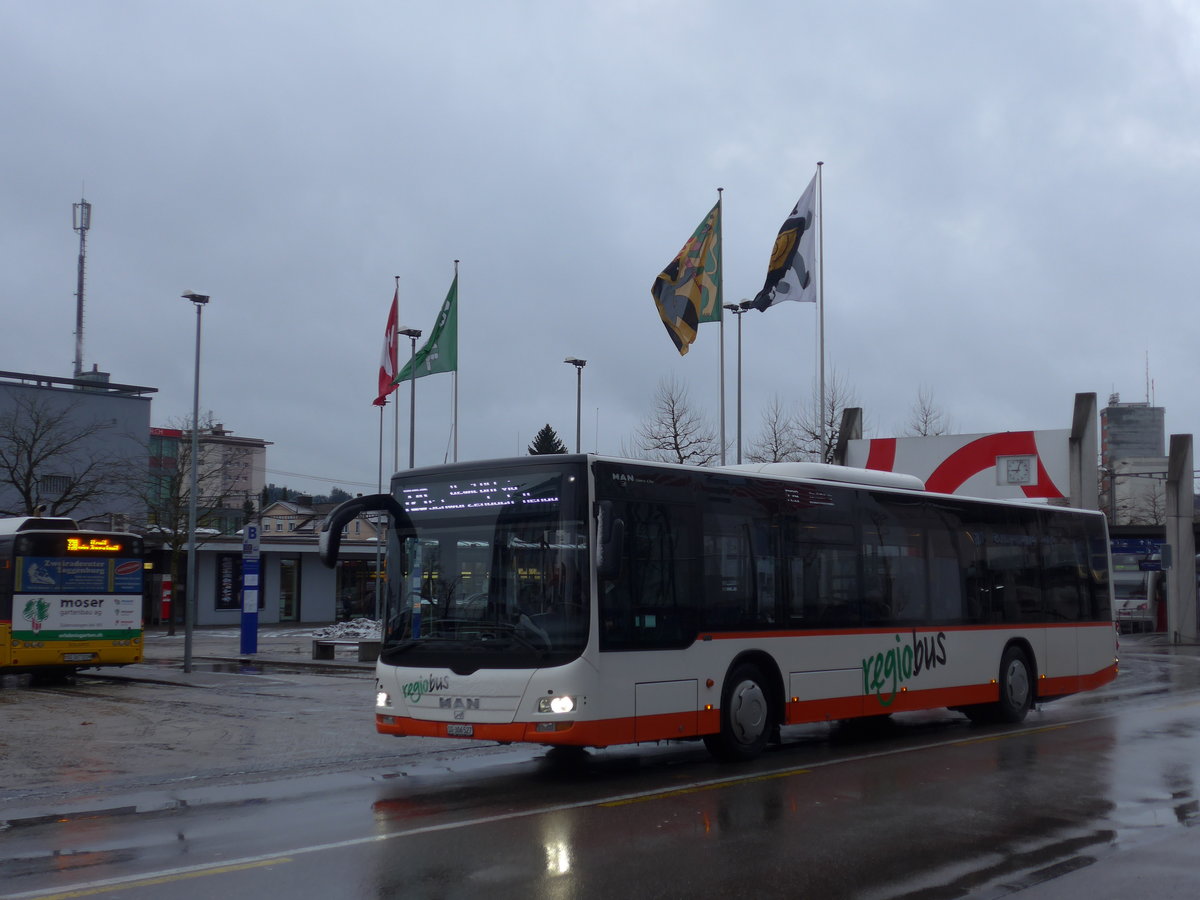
723, 301, 752, 464
180, 290, 209, 674
564, 358, 586, 453
399, 328, 422, 468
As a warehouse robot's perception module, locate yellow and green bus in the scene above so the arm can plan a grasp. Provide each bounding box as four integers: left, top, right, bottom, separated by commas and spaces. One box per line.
1, 517, 144, 677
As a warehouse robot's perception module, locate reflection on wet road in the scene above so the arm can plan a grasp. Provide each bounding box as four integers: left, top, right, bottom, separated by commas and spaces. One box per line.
2, 640, 1199, 899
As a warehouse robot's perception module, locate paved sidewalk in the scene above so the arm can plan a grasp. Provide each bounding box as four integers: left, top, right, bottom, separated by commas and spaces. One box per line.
102, 624, 379, 687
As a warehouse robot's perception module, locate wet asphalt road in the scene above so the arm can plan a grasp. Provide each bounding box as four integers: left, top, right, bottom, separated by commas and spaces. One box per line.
1, 637, 1199, 899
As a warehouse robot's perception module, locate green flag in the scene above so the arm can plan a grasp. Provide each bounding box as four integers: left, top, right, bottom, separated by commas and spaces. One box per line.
395, 274, 458, 383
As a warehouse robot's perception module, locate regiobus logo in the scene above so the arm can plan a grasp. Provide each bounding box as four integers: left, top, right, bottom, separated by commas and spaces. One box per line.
862, 631, 949, 707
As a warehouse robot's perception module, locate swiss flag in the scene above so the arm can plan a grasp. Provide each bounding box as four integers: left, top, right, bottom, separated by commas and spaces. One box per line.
374, 286, 398, 406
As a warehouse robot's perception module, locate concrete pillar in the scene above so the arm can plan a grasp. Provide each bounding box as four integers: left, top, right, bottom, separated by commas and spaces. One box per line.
833, 407, 863, 466
1165, 434, 1196, 643
1068, 392, 1099, 510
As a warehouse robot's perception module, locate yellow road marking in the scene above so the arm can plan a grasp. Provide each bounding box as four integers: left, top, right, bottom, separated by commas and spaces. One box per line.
13, 857, 291, 900
601, 768, 812, 807
957, 724, 1068, 745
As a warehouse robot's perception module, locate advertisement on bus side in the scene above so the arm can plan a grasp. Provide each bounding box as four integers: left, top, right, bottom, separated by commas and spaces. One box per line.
13, 556, 142, 640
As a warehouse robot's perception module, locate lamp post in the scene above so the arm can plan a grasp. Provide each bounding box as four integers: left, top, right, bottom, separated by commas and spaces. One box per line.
564, 358, 586, 452
180, 290, 209, 674
723, 302, 752, 464
399, 328, 421, 468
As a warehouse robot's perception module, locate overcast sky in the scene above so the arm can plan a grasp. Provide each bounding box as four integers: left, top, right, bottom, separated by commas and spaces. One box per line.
4, 1, 1198, 495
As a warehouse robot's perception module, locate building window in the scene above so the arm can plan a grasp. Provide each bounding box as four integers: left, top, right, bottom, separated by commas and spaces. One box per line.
279, 558, 301, 620
39, 474, 72, 496
214, 554, 242, 611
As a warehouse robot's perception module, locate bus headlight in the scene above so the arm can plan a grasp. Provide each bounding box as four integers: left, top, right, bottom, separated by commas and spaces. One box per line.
376, 691, 391, 709
538, 695, 576, 714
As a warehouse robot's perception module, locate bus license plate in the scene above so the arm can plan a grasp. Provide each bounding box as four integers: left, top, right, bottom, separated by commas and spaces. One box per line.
446, 724, 474, 737
63, 653, 92, 661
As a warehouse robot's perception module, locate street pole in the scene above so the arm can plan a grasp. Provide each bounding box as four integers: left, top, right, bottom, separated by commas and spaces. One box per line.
399, 328, 422, 468
181, 290, 209, 674
724, 302, 750, 464
564, 358, 586, 453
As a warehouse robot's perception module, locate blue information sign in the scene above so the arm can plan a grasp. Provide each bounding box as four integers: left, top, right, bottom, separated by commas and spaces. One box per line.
240, 524, 261, 654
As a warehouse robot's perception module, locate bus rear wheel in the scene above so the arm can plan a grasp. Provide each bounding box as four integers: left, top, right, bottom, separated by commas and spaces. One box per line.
704, 664, 773, 762
995, 646, 1033, 723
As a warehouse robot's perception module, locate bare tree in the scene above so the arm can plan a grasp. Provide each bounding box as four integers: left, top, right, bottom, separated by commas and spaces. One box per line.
904, 385, 954, 436
1119, 479, 1167, 526
125, 415, 255, 633
628, 375, 720, 466
793, 368, 859, 463
745, 395, 804, 463
0, 395, 125, 517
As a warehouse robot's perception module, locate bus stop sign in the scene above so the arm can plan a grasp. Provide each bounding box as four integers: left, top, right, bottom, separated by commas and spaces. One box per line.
240, 524, 261, 654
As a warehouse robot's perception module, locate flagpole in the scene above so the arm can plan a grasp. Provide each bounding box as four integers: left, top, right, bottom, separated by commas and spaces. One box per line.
393, 275, 400, 476
816, 162, 826, 459
375, 400, 384, 619
453, 259, 459, 462
717, 187, 726, 466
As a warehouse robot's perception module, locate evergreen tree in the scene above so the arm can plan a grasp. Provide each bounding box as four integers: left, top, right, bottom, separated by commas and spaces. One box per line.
528, 424, 568, 455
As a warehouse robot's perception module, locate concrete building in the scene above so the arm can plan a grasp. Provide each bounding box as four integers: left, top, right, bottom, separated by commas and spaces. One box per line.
147, 424, 271, 535
197, 424, 270, 512
1100, 395, 1167, 526
1111, 457, 1169, 526
1101, 395, 1165, 462
185, 532, 383, 625
0, 369, 154, 528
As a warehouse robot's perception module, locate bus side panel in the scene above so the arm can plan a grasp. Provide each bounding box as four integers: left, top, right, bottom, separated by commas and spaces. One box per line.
788, 668, 864, 721
1043, 624, 1079, 682
1044, 621, 1118, 697
633, 679, 698, 742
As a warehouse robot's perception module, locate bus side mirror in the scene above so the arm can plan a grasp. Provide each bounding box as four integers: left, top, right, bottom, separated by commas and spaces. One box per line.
318, 493, 407, 568
596, 501, 624, 580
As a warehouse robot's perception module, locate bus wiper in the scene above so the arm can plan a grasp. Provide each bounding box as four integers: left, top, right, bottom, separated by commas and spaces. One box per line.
483, 620, 550, 655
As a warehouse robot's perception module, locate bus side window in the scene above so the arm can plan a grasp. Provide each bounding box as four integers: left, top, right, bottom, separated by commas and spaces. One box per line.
600, 501, 695, 650
927, 523, 965, 624
701, 514, 776, 630
861, 521, 928, 625
1039, 514, 1087, 621
788, 541, 860, 627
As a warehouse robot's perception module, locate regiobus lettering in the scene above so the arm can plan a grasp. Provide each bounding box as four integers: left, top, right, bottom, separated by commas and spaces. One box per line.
862, 631, 949, 707
320, 455, 1118, 762
401, 674, 450, 703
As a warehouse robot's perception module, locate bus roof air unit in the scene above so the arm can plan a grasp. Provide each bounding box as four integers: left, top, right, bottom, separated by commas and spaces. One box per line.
722, 462, 926, 492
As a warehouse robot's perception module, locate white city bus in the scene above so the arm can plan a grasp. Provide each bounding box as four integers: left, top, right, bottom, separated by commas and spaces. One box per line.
319, 455, 1117, 761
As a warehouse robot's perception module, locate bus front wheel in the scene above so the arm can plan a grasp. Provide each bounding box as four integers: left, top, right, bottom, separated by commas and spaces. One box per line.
704, 664, 773, 762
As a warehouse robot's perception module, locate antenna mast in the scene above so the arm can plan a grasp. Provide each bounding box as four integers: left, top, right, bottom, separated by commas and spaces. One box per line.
72, 196, 92, 378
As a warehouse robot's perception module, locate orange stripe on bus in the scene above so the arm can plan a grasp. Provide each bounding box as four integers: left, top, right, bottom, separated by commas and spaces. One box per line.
375, 663, 1118, 746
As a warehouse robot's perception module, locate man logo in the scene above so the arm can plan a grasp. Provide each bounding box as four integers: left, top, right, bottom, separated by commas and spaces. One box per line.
439, 697, 480, 711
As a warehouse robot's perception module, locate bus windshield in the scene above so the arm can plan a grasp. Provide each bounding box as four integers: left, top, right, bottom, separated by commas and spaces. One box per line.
382, 463, 589, 668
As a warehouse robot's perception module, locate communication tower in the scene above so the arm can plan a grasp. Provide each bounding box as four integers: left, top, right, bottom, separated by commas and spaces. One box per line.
72, 196, 92, 378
